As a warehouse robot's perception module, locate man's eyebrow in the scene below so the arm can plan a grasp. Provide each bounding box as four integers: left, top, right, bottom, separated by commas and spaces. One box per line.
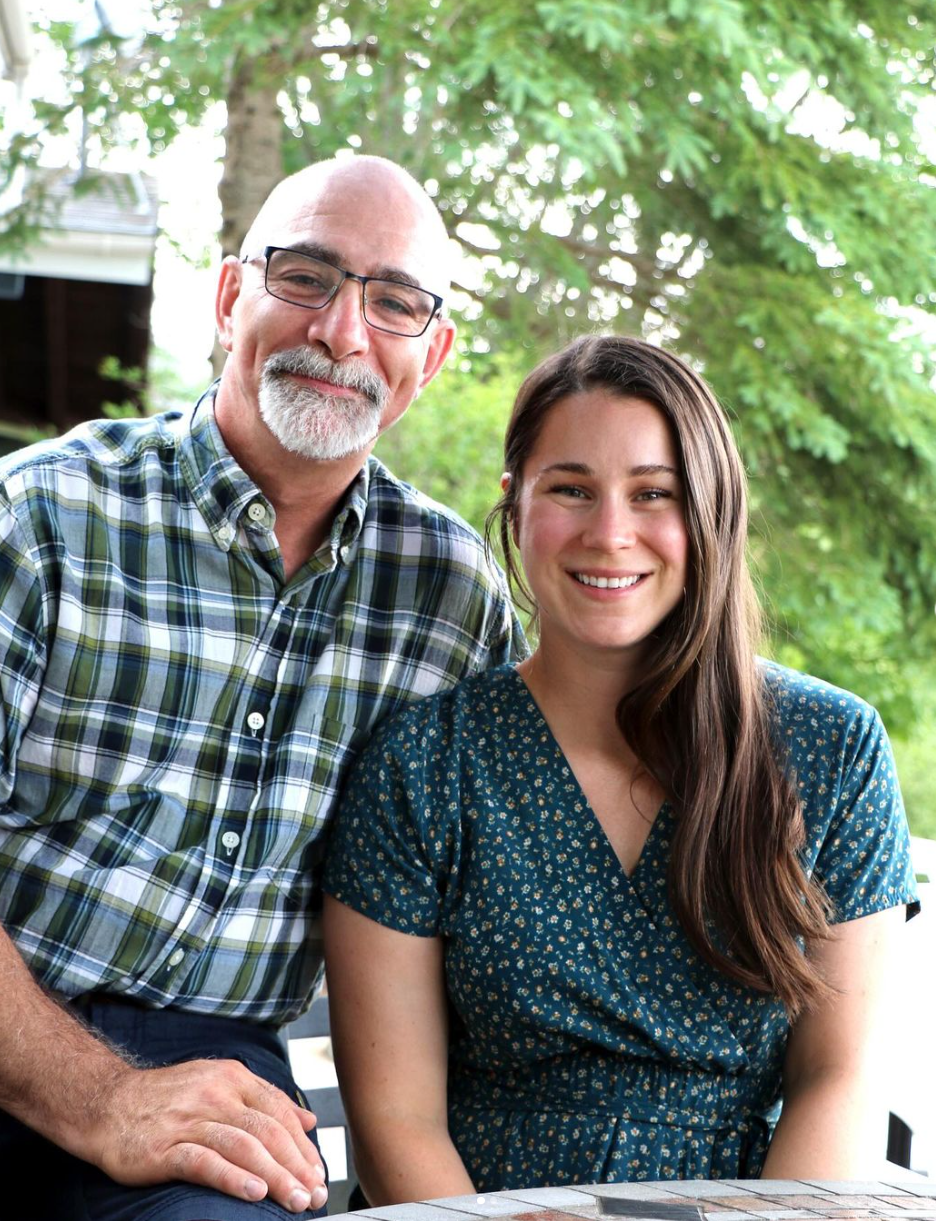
370, 264, 424, 290
538, 461, 680, 477
279, 241, 424, 290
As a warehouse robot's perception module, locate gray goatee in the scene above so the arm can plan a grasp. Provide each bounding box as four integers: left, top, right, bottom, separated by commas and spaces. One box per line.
258, 347, 389, 461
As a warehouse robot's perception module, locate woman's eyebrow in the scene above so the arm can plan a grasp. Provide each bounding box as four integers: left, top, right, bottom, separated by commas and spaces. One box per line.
538, 462, 680, 477
539, 462, 592, 476
630, 463, 680, 477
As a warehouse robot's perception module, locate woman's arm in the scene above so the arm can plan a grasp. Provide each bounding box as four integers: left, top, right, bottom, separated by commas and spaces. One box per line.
323, 895, 476, 1205
760, 903, 905, 1178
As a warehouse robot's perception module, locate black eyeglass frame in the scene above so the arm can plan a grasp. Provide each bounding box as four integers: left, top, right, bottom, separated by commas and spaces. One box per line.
241, 245, 445, 338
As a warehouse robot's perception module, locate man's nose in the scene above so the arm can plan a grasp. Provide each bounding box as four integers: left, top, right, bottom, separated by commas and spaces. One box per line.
307, 279, 370, 360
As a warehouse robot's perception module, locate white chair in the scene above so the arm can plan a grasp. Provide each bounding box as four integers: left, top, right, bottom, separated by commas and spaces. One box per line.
883, 835, 935, 1177
283, 994, 359, 1212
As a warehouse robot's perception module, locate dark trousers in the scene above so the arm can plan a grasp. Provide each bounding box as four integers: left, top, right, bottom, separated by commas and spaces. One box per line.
0, 999, 328, 1221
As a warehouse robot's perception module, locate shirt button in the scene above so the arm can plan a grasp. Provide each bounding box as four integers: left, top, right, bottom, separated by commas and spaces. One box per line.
221, 830, 241, 851
247, 501, 267, 524
246, 711, 265, 732
217, 522, 235, 544
339, 543, 353, 563
168, 949, 185, 967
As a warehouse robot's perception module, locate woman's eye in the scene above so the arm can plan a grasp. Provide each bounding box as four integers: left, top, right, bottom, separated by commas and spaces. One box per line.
550, 484, 587, 498
636, 487, 673, 502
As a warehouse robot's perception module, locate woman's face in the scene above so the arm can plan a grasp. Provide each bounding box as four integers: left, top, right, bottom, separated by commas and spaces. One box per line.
513, 388, 689, 666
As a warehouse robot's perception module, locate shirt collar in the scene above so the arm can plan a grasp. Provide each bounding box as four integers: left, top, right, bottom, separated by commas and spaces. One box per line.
179, 382, 370, 556
328, 460, 369, 564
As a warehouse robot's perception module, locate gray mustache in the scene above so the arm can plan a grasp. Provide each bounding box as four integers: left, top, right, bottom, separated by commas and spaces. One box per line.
263, 347, 387, 408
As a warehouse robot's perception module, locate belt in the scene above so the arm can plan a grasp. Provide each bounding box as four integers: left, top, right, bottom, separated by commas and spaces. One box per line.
56, 990, 155, 1017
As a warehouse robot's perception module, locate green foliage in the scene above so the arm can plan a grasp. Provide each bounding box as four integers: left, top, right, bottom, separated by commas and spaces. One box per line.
0, 421, 55, 458
375, 353, 525, 535
98, 351, 206, 419
98, 355, 147, 419
11, 0, 936, 743
892, 716, 936, 839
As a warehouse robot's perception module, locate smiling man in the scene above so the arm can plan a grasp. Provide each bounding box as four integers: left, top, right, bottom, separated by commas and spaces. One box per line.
0, 156, 524, 1221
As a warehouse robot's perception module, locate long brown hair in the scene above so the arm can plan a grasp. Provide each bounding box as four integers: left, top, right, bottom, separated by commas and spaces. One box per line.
487, 334, 831, 1017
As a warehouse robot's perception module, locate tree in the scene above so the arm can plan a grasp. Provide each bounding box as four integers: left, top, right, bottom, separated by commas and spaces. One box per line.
5, 0, 936, 732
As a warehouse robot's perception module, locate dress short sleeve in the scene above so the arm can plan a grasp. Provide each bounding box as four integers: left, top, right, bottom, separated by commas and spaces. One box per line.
767, 663, 919, 924
323, 699, 457, 936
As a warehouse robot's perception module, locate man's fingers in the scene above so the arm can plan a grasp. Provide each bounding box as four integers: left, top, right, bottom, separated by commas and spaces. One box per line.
171, 1062, 324, 1185
244, 1077, 325, 1174
169, 1125, 325, 1213
206, 1117, 321, 1209
96, 1059, 329, 1211
166, 1140, 269, 1203
237, 1105, 325, 1194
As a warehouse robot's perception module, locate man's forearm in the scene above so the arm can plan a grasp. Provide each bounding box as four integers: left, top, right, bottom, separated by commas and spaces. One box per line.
0, 923, 132, 1157
0, 923, 328, 1212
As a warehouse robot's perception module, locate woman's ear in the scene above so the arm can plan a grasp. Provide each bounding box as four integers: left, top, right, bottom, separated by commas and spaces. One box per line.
500, 474, 520, 546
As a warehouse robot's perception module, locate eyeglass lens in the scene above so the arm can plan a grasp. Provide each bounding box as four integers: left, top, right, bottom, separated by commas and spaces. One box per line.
266, 249, 436, 336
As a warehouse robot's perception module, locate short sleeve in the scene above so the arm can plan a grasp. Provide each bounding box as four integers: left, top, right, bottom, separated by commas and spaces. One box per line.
808, 703, 918, 923
323, 703, 457, 937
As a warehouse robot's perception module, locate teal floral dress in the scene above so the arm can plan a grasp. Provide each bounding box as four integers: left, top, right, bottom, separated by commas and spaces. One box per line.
323, 662, 918, 1190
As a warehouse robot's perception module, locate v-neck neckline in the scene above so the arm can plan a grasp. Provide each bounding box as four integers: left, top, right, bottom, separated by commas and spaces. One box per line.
508, 665, 670, 884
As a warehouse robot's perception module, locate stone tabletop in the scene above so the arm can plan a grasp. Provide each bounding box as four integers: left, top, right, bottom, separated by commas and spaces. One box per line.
327, 1180, 936, 1221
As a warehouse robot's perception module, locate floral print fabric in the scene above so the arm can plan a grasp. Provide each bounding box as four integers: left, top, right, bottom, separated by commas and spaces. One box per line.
324, 662, 917, 1189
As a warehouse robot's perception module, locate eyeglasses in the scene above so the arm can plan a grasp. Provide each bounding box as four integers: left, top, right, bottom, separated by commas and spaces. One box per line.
241, 246, 444, 338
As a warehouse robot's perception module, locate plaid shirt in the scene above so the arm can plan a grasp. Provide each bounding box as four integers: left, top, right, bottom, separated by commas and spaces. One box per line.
0, 390, 524, 1023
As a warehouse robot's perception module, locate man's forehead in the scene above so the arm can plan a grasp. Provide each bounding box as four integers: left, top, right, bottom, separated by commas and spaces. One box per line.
247, 161, 452, 288
269, 213, 446, 289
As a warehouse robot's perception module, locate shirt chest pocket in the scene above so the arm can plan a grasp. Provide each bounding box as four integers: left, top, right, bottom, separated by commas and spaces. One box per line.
256, 710, 370, 896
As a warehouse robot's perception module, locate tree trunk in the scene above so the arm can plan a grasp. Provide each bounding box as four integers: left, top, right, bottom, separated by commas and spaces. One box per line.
211, 56, 284, 376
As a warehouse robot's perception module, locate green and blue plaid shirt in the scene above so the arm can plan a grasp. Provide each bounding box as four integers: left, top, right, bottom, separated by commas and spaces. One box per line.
0, 389, 524, 1023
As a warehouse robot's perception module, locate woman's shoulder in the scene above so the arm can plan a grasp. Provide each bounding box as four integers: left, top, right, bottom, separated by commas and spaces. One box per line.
758, 658, 882, 738
336, 664, 522, 853
759, 664, 916, 916
360, 663, 521, 761
758, 659, 899, 833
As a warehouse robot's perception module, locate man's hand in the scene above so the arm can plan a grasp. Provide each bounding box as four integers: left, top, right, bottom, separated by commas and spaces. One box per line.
87, 1059, 328, 1213
1, 929, 329, 1211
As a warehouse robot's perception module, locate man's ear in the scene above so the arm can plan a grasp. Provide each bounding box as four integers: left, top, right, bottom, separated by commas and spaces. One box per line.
215, 256, 244, 353
417, 317, 457, 393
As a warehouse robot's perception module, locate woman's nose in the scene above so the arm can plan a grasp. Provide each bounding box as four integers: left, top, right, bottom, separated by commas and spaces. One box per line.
581, 501, 638, 550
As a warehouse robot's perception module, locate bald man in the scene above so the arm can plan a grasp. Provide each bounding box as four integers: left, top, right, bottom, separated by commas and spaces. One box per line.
0, 157, 525, 1221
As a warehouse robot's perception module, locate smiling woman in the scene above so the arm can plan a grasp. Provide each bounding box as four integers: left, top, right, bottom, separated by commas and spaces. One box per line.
322, 334, 918, 1201
508, 389, 688, 667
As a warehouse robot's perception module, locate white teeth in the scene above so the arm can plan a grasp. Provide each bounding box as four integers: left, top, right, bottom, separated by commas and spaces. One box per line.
574, 573, 641, 589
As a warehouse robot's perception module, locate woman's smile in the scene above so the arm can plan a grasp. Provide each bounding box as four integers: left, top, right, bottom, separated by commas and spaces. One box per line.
514, 388, 688, 666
